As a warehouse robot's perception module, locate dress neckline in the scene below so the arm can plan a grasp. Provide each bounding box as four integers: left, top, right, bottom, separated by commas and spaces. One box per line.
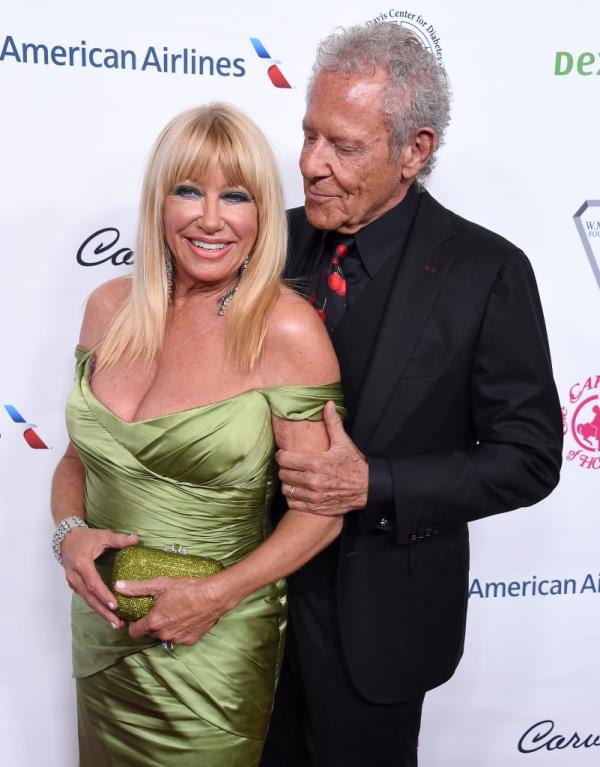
77, 347, 340, 426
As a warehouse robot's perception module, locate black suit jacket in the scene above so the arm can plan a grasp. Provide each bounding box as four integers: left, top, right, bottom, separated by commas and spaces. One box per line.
285, 190, 563, 704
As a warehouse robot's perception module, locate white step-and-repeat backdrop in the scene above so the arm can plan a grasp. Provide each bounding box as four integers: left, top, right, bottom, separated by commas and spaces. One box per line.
1, 0, 598, 764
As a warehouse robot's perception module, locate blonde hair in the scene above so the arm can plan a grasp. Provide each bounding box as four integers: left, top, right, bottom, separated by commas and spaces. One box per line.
96, 103, 287, 372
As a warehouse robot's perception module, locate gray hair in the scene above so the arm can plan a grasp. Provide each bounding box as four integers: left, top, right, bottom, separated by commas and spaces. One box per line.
310, 22, 451, 179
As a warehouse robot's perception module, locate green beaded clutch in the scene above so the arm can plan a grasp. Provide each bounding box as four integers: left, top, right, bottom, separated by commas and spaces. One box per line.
111, 544, 224, 620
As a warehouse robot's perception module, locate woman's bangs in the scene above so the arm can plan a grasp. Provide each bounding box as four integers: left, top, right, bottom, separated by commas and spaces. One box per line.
166, 120, 255, 197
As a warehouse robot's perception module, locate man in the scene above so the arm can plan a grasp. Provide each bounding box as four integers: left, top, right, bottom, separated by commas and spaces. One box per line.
261, 22, 562, 767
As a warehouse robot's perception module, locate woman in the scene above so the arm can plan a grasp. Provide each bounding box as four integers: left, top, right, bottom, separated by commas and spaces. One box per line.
51, 103, 344, 766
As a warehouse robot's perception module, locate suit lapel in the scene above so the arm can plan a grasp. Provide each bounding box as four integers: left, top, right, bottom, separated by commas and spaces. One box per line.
351, 192, 457, 450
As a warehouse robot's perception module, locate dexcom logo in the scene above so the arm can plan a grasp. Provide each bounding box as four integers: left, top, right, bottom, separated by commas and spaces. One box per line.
249, 38, 292, 88
2, 405, 49, 449
554, 51, 600, 76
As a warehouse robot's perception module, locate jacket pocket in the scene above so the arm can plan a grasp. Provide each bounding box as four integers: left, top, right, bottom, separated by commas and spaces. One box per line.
400, 347, 458, 379
409, 539, 470, 576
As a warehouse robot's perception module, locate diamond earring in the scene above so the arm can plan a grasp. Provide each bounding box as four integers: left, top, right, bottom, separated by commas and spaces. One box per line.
165, 251, 175, 296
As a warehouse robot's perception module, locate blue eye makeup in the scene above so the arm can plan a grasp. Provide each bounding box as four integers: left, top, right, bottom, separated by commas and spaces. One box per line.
173, 184, 202, 199
171, 184, 253, 203
223, 190, 253, 204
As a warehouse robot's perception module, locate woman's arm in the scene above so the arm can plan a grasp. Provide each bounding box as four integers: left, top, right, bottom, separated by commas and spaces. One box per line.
52, 442, 138, 628
51, 441, 86, 526
217, 415, 343, 596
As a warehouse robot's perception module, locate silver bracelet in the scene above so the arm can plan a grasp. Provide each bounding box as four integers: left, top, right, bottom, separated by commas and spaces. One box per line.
52, 516, 88, 565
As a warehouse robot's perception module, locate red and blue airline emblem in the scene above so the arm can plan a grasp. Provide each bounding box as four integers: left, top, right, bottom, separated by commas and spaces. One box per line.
3, 404, 49, 449
249, 38, 292, 88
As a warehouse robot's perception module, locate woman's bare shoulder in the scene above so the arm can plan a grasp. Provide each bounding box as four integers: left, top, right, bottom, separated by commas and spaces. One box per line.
79, 277, 131, 349
260, 287, 340, 387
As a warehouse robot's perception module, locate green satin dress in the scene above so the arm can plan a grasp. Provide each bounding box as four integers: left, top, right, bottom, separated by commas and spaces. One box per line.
66, 346, 344, 767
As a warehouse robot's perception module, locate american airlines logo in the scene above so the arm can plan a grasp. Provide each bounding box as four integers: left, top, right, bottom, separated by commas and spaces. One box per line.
2, 405, 49, 449
249, 37, 292, 88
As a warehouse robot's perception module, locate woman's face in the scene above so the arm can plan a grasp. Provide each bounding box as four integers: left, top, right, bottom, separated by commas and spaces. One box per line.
162, 163, 258, 293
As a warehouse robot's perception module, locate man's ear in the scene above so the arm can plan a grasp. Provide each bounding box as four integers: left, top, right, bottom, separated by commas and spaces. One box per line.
399, 128, 437, 182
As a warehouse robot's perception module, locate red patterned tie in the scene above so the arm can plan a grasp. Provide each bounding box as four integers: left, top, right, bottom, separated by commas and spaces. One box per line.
310, 235, 355, 330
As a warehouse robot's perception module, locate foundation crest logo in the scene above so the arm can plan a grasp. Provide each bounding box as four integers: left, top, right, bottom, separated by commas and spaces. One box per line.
574, 200, 600, 290
365, 9, 443, 63
563, 375, 600, 470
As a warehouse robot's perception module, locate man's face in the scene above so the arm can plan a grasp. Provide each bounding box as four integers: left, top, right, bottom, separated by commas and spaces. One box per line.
300, 69, 408, 234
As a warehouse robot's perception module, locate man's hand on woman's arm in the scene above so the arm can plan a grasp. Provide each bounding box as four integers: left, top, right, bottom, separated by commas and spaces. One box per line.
276, 401, 369, 515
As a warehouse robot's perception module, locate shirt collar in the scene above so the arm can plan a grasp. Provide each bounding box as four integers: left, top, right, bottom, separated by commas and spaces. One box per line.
354, 183, 420, 278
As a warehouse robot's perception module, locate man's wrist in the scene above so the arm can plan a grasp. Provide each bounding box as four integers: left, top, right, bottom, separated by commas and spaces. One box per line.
362, 457, 395, 531
357, 455, 370, 509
